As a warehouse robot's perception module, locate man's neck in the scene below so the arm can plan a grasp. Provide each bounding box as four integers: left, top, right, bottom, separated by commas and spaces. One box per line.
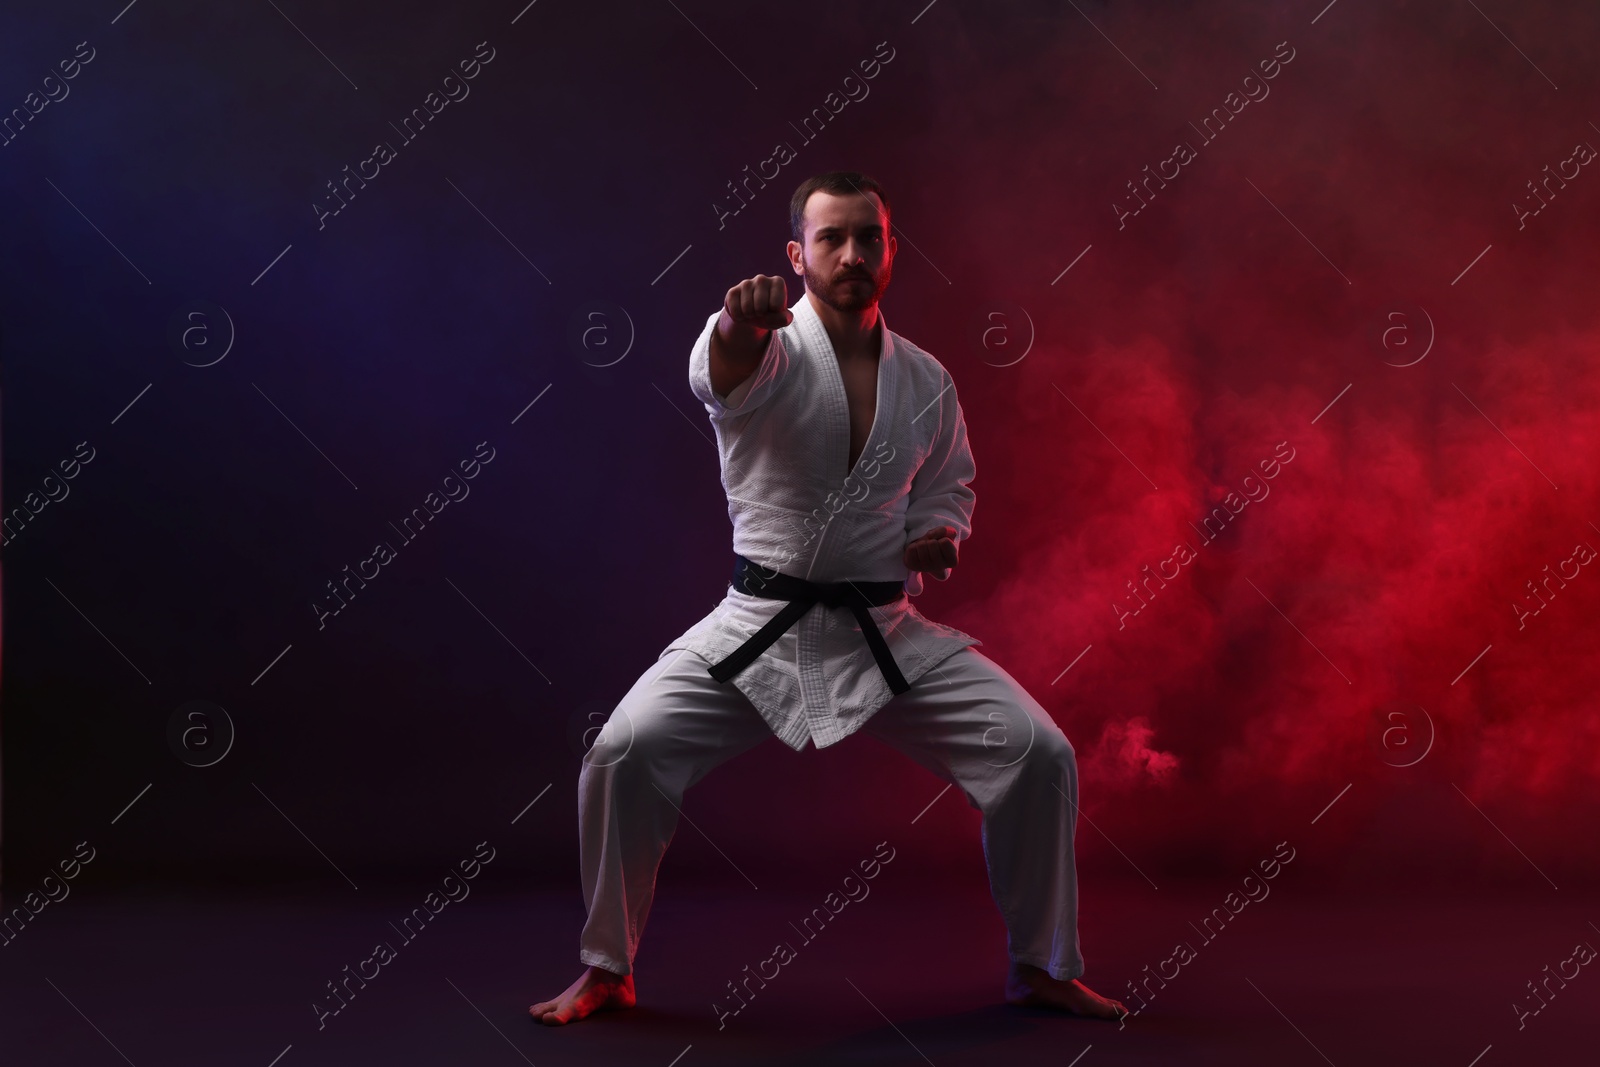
805, 288, 881, 361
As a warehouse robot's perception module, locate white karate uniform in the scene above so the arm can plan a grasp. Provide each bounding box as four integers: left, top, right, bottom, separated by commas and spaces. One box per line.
664, 292, 983, 751
576, 293, 1085, 983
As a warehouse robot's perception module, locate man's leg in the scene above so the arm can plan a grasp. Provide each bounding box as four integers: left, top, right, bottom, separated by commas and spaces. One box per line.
859, 646, 1126, 1019
531, 648, 773, 1025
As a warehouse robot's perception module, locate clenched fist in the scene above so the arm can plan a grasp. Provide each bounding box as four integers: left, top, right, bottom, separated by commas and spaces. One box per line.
904, 525, 959, 581
723, 274, 793, 332
710, 274, 794, 397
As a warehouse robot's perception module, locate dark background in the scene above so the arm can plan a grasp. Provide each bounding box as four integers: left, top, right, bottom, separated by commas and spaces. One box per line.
4, 0, 1598, 904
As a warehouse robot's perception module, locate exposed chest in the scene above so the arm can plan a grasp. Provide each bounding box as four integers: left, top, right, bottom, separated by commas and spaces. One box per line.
836, 355, 880, 471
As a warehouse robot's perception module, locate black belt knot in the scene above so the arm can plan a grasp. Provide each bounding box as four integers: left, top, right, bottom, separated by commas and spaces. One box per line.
707, 554, 910, 695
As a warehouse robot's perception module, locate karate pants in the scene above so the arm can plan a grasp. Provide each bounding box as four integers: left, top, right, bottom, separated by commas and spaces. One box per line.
576, 645, 1085, 981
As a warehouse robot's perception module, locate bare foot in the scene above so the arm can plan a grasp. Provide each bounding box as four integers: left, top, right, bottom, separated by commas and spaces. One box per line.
529, 965, 636, 1026
1004, 963, 1128, 1021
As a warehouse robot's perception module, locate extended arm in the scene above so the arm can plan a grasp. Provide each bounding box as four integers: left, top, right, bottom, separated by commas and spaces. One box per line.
709, 274, 792, 399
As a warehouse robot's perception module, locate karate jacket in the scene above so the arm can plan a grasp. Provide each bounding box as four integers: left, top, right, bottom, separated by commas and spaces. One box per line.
663, 291, 982, 750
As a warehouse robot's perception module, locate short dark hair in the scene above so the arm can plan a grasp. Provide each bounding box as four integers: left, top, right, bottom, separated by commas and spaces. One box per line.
789, 171, 891, 244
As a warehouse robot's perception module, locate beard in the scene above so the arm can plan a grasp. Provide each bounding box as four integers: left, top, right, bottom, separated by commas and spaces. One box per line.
802, 254, 892, 312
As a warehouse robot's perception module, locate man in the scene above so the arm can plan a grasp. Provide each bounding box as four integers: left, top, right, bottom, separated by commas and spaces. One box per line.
530, 171, 1127, 1025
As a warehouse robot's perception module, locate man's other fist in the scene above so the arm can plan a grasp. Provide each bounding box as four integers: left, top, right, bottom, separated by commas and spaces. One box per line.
904, 525, 959, 581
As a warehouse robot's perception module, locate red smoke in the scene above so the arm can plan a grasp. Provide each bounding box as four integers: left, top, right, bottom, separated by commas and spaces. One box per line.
932, 314, 1600, 880
855, 0, 1600, 883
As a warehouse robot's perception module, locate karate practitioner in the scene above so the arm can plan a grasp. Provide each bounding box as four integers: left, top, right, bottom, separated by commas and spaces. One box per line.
531, 171, 1127, 1025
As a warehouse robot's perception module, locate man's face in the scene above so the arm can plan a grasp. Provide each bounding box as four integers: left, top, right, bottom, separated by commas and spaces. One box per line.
790, 190, 896, 313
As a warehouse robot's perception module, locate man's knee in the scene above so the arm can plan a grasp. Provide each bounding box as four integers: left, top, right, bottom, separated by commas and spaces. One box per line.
580, 699, 673, 786
1011, 708, 1076, 800
1021, 706, 1073, 761
980, 700, 1072, 771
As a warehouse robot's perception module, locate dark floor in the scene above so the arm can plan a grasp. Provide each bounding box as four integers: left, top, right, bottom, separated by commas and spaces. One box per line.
0, 868, 1590, 1066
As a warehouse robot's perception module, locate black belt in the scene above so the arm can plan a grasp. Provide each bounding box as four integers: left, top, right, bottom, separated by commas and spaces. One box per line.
707, 554, 910, 695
